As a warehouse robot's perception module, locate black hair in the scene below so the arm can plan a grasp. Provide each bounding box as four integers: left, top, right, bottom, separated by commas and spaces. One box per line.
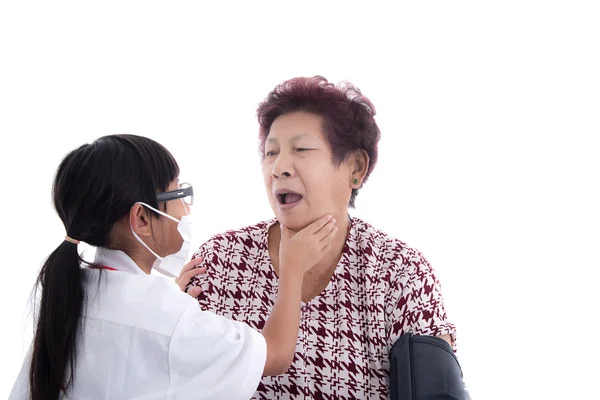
29, 134, 179, 399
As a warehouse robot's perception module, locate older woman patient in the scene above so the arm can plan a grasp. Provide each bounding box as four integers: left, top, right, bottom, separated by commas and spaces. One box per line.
189, 76, 456, 399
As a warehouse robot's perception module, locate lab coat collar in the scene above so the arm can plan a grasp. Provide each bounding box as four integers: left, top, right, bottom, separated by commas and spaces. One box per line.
94, 247, 148, 275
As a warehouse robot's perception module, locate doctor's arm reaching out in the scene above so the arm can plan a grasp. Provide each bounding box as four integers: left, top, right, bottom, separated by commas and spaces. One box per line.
179, 214, 338, 376
175, 257, 206, 298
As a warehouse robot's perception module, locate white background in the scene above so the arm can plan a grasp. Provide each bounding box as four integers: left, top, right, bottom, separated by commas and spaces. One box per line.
1, 1, 598, 399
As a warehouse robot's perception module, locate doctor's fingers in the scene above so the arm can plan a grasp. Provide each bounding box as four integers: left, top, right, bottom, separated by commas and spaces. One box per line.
175, 257, 203, 283
186, 285, 203, 299
176, 267, 207, 291
180, 256, 204, 274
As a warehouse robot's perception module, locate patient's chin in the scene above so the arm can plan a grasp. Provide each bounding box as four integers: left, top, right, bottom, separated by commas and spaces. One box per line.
276, 216, 311, 233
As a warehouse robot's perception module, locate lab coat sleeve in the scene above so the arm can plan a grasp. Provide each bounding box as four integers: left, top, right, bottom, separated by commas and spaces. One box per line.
8, 346, 32, 400
167, 301, 267, 400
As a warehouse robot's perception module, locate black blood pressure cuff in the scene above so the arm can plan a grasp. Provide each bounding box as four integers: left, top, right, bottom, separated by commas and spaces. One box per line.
389, 332, 470, 400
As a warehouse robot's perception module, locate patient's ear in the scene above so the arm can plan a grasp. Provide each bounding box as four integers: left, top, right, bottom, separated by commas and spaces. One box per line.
349, 149, 370, 188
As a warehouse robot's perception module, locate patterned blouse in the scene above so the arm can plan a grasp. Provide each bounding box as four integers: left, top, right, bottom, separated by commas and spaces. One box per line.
189, 216, 456, 399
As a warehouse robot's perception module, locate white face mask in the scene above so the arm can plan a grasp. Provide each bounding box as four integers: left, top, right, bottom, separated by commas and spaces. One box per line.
130, 200, 192, 277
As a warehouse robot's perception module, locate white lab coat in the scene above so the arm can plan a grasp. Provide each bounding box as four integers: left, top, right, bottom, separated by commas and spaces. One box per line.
9, 247, 266, 400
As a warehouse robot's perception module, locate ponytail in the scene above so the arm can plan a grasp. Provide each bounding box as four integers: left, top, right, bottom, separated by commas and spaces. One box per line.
29, 240, 84, 400
27, 133, 180, 398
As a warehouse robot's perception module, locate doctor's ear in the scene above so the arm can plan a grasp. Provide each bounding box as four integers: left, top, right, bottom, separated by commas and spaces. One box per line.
129, 204, 154, 237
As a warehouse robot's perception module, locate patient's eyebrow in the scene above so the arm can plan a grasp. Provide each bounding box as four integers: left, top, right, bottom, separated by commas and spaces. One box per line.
266, 133, 310, 143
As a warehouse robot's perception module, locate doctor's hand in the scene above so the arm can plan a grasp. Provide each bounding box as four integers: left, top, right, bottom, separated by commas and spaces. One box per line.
175, 257, 206, 298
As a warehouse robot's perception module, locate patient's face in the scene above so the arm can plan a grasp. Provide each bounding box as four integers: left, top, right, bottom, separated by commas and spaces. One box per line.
261, 111, 353, 231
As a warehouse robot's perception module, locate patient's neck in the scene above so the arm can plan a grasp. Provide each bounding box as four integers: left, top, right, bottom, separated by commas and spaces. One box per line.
268, 215, 349, 278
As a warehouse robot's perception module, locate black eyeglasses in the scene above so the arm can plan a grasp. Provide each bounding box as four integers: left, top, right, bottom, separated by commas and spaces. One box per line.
156, 182, 194, 206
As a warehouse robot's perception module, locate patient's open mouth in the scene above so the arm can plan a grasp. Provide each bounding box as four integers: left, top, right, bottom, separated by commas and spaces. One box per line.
275, 189, 303, 210
278, 192, 303, 204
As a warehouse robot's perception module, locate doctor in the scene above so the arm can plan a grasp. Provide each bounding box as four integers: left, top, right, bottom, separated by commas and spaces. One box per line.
9, 134, 337, 400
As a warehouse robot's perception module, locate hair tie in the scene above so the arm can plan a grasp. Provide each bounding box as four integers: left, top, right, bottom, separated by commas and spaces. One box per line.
64, 236, 80, 245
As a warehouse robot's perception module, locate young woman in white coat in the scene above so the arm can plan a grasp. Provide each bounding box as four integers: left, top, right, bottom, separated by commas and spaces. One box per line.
9, 134, 337, 400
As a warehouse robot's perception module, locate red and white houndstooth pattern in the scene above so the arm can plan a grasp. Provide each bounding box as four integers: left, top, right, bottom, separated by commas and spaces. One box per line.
190, 217, 456, 399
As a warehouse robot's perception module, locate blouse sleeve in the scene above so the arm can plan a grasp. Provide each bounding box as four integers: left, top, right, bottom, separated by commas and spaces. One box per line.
385, 248, 457, 352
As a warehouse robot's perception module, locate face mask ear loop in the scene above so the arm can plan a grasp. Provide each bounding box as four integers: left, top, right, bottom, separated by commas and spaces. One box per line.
130, 216, 162, 262
130, 201, 179, 261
